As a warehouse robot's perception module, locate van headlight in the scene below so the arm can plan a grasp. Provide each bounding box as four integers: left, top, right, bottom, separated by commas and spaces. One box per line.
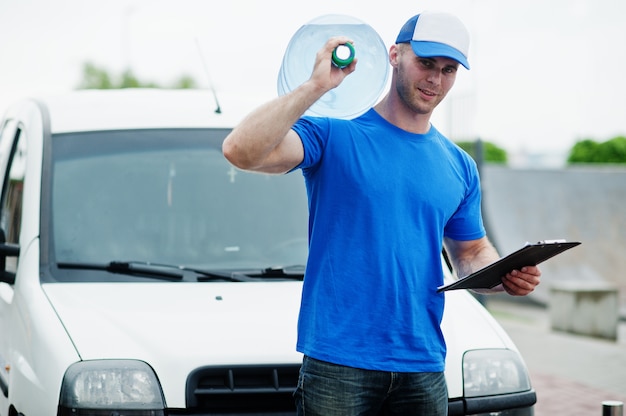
463, 349, 532, 397
58, 359, 166, 416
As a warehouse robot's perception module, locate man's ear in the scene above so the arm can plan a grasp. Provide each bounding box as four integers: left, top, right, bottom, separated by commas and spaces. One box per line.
389, 44, 400, 68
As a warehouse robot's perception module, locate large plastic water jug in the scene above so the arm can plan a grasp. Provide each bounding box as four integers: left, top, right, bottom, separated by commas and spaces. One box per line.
277, 14, 389, 119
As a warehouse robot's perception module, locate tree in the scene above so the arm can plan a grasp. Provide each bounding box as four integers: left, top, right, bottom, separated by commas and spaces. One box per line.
456, 140, 508, 164
119, 69, 157, 89
567, 136, 626, 164
76, 62, 197, 90
78, 62, 115, 89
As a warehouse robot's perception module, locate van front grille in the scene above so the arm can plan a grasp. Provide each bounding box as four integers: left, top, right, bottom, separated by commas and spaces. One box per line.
186, 364, 300, 414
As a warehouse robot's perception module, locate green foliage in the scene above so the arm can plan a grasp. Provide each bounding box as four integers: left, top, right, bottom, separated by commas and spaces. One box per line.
176, 75, 198, 89
567, 136, 626, 164
456, 140, 508, 164
119, 69, 157, 89
77, 62, 197, 90
78, 62, 114, 89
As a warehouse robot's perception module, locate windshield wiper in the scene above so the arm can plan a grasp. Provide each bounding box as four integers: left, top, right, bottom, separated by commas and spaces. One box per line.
57, 261, 255, 282
56, 261, 305, 282
258, 265, 305, 279
197, 265, 305, 281
57, 261, 185, 281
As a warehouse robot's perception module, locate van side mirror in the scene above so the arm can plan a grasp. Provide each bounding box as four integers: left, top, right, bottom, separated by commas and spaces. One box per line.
0, 229, 20, 284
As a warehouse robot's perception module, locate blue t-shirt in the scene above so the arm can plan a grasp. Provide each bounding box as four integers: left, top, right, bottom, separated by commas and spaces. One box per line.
292, 108, 485, 372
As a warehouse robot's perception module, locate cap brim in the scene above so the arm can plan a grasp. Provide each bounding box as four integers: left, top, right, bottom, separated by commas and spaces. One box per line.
410, 41, 470, 70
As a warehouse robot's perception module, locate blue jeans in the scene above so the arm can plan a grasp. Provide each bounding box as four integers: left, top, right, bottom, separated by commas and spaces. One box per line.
294, 356, 448, 416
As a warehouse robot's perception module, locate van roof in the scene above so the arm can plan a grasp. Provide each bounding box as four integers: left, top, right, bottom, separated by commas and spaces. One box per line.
30, 89, 262, 133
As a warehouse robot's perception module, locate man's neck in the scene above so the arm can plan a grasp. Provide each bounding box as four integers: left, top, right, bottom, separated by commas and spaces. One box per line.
373, 94, 433, 134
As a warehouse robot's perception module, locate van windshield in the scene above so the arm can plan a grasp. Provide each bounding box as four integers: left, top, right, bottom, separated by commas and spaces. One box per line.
44, 128, 309, 282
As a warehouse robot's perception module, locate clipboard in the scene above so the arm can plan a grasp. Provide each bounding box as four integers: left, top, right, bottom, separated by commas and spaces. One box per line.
437, 240, 581, 292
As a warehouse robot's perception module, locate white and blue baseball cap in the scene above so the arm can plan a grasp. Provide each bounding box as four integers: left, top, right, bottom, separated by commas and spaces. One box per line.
395, 11, 470, 69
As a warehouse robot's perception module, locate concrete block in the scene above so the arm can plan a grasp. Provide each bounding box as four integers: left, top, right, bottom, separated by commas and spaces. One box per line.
550, 282, 619, 340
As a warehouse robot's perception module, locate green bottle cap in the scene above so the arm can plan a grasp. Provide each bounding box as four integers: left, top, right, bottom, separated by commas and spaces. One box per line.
332, 43, 355, 68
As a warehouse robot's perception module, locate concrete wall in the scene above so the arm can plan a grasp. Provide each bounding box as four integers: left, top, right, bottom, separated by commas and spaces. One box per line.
480, 165, 626, 316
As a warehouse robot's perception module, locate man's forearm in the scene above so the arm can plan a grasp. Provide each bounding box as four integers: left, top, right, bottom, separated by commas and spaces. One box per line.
445, 237, 505, 293
223, 36, 356, 174
453, 244, 499, 278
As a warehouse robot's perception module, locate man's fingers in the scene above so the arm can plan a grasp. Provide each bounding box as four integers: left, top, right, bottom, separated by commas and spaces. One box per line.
502, 268, 541, 296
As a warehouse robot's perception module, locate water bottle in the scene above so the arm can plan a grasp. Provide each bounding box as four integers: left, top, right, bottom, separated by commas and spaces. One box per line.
277, 14, 389, 119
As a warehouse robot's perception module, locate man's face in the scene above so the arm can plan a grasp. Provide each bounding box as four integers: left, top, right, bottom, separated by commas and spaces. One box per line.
392, 44, 459, 115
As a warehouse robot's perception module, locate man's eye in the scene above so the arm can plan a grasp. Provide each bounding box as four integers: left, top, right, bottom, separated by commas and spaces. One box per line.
419, 59, 433, 68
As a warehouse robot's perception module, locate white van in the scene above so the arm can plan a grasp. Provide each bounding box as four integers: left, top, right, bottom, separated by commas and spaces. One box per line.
0, 89, 535, 415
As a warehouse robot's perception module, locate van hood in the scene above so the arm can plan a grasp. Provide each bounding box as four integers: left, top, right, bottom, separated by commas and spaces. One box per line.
42, 281, 519, 405
42, 281, 304, 406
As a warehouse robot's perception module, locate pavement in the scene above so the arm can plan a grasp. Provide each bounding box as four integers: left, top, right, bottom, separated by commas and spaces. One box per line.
486, 296, 626, 416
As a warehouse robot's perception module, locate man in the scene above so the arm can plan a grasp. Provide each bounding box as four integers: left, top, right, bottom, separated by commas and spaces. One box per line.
223, 11, 541, 416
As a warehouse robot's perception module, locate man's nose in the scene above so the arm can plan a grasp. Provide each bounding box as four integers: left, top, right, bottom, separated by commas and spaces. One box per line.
426, 69, 442, 85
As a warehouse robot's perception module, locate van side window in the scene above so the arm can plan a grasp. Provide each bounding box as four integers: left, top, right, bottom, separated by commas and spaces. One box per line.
0, 120, 18, 188
0, 127, 26, 273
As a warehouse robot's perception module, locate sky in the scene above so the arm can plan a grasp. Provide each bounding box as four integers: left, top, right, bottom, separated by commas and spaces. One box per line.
1, 0, 625, 163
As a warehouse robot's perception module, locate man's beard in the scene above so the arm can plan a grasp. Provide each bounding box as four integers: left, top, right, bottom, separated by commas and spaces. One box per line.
395, 68, 444, 115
